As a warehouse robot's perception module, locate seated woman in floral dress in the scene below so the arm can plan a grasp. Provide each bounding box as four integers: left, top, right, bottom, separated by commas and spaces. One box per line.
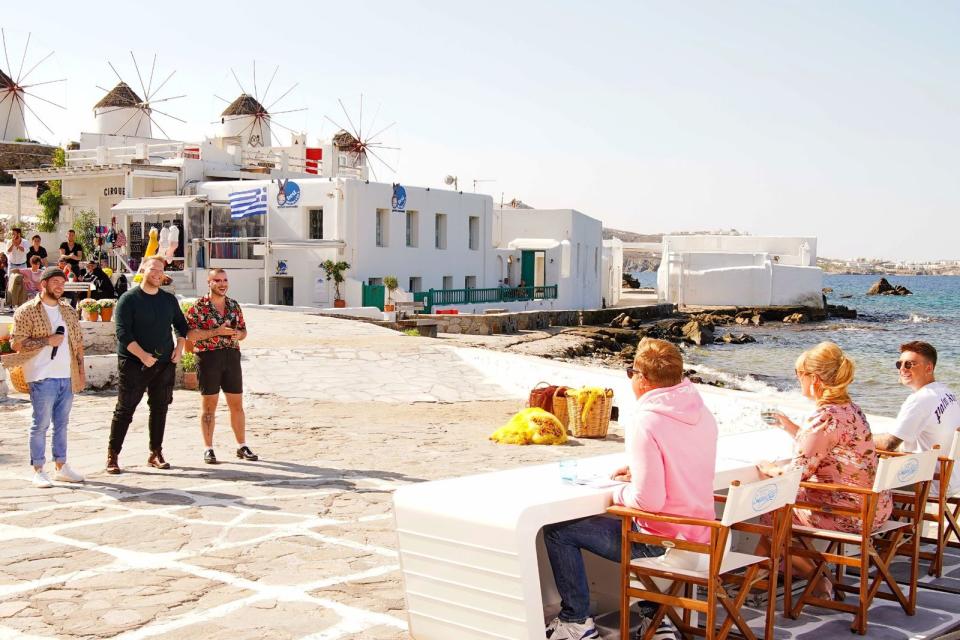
757, 341, 892, 598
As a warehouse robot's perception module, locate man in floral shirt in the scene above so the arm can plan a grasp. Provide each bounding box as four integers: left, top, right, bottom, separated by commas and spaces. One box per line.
185, 268, 258, 464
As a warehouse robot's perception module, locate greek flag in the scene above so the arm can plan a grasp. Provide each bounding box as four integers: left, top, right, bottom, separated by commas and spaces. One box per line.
229, 187, 268, 219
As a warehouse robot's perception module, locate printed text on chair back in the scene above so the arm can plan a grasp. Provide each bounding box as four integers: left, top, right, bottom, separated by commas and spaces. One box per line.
720, 469, 801, 526
872, 449, 938, 492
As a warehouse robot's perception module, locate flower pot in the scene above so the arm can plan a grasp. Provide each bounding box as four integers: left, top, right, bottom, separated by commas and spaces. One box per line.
83, 310, 99, 322
183, 371, 199, 390
384, 303, 396, 312
184, 338, 195, 353
334, 299, 346, 308
99, 307, 113, 322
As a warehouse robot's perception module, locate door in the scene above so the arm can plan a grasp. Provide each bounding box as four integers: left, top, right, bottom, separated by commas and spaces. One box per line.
362, 283, 386, 310
520, 250, 535, 287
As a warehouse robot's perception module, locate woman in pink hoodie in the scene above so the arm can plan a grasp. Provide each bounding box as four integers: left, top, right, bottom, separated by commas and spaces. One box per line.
544, 338, 719, 640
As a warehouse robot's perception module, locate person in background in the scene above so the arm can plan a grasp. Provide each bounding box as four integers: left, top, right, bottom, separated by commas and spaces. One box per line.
26, 235, 48, 267
875, 341, 960, 497
4, 255, 43, 308
82, 259, 115, 300
91, 236, 109, 266
185, 268, 258, 464
757, 341, 891, 600
3, 267, 86, 487
543, 338, 718, 640
0, 253, 8, 306
106, 256, 187, 474
5, 227, 27, 270
59, 229, 84, 274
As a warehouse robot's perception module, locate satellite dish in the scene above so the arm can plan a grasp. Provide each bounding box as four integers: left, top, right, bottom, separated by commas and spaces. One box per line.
444, 175, 456, 185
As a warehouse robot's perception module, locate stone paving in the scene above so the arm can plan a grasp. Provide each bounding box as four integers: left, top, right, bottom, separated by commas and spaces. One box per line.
0, 309, 957, 639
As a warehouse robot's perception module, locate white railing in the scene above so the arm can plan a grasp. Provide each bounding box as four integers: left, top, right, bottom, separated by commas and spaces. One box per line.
66, 142, 197, 167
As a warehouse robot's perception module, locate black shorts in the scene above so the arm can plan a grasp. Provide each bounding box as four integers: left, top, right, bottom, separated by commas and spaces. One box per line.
196, 348, 243, 396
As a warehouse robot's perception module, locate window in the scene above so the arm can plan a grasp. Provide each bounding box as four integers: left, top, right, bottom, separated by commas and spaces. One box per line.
435, 213, 447, 249
465, 275, 477, 289
406, 210, 419, 247
368, 277, 383, 285
468, 216, 479, 250
409, 276, 422, 292
209, 204, 263, 260
442, 275, 453, 290
308, 208, 323, 240
375, 209, 389, 247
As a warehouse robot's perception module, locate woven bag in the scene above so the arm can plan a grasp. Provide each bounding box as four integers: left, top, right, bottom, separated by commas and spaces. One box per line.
552, 387, 570, 431
528, 382, 559, 412
566, 388, 613, 438
8, 366, 29, 394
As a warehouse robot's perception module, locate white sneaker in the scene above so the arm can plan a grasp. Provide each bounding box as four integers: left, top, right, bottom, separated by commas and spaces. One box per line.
55, 464, 84, 483
545, 616, 600, 640
638, 616, 678, 640
32, 470, 53, 488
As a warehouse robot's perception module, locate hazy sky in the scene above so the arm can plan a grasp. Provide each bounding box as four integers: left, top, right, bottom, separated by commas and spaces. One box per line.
4, 1, 958, 261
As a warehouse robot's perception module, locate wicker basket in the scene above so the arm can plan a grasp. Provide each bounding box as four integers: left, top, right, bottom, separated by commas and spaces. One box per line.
552, 387, 570, 431
8, 366, 29, 394
566, 389, 613, 438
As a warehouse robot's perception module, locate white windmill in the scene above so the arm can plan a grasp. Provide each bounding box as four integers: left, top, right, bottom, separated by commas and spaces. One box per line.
324, 95, 399, 181
93, 53, 185, 139
215, 62, 306, 148
0, 29, 65, 142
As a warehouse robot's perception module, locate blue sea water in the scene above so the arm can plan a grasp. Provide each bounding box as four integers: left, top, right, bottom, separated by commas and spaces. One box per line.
631, 273, 960, 416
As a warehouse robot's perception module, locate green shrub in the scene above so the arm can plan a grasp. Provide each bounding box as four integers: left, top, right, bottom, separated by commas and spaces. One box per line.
180, 351, 198, 373
401, 328, 420, 337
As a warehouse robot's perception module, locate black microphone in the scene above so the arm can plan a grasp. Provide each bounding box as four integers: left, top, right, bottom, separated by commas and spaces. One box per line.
50, 326, 65, 360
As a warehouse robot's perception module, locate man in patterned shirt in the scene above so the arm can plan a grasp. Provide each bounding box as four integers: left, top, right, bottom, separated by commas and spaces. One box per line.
185, 268, 258, 464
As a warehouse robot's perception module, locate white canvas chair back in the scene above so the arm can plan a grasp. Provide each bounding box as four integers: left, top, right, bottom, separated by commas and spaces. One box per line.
947, 428, 960, 462
656, 470, 801, 573
872, 449, 938, 492
721, 469, 802, 526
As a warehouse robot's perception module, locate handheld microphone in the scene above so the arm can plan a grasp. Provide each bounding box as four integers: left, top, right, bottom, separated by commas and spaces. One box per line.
50, 326, 65, 360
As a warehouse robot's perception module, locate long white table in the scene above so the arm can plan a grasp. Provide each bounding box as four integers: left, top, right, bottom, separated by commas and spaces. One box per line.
394, 428, 795, 640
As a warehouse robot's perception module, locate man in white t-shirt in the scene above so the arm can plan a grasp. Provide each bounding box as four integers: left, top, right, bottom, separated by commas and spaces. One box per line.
876, 341, 960, 496
5, 267, 86, 488
5, 227, 27, 269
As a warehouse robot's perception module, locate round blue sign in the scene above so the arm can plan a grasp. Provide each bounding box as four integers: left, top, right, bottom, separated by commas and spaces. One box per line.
277, 180, 301, 207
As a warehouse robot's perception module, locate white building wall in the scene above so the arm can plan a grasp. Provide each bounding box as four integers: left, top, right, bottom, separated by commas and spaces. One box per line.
656, 235, 823, 307
602, 238, 624, 306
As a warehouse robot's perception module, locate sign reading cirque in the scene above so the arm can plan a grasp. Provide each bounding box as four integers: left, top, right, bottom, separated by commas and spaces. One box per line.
275, 178, 301, 208
391, 183, 406, 213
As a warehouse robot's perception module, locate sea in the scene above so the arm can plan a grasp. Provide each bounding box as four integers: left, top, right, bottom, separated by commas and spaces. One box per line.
630, 273, 960, 417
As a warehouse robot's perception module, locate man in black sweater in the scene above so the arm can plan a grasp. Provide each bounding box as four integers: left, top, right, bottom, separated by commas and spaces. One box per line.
106, 256, 188, 473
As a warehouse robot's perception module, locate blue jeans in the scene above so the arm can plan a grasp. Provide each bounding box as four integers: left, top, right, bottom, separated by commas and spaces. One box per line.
544, 515, 665, 623
28, 378, 73, 468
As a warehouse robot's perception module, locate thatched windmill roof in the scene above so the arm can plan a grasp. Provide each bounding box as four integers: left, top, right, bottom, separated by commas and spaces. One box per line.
0, 68, 15, 89
222, 94, 267, 117
94, 82, 143, 109
332, 129, 359, 150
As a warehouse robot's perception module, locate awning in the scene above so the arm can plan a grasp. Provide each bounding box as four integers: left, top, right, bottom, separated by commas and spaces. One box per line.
505, 238, 561, 250
112, 195, 201, 214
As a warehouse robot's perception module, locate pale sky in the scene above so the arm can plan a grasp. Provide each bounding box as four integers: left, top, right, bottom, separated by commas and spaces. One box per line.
4, 1, 958, 261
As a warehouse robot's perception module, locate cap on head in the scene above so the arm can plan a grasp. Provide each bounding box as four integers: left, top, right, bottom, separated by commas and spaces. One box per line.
39, 266, 67, 282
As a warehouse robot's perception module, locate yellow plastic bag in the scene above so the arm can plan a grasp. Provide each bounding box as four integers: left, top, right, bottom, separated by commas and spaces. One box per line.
489, 407, 567, 445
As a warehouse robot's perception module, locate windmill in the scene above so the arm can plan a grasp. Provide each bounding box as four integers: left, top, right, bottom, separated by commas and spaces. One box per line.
0, 29, 65, 143
324, 95, 399, 181
214, 62, 306, 148
93, 53, 185, 139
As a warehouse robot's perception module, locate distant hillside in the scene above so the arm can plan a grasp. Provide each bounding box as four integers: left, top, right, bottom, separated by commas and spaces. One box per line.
603, 228, 662, 243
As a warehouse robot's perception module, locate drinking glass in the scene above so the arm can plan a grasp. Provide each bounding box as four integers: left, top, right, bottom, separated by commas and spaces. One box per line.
559, 459, 578, 483
760, 407, 782, 426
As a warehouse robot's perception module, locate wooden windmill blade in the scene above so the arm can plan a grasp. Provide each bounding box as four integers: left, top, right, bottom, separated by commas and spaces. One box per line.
216, 61, 306, 149
325, 94, 401, 181
0, 28, 65, 143
96, 53, 185, 140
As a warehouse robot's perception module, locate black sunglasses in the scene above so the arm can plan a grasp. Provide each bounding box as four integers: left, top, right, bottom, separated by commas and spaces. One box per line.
626, 367, 637, 379
895, 360, 919, 370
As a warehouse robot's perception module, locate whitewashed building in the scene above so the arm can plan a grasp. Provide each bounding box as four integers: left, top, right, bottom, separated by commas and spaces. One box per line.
657, 235, 823, 308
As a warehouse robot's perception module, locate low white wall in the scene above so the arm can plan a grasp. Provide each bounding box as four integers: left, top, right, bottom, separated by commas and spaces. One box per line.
681, 265, 772, 306
770, 264, 824, 307
430, 299, 563, 314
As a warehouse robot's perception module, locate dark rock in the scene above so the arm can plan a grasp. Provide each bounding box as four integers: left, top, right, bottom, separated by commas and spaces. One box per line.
867, 277, 912, 296
822, 287, 834, 294
827, 304, 857, 319
622, 272, 641, 289
783, 313, 808, 324
682, 320, 714, 345
719, 332, 757, 344
609, 312, 628, 328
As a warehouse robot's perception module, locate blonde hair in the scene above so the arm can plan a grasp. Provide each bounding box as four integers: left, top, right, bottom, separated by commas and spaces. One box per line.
634, 337, 684, 387
795, 341, 855, 406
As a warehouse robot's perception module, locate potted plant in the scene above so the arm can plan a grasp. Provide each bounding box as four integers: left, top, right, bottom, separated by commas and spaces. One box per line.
98, 299, 116, 322
180, 351, 198, 390
179, 300, 196, 352
383, 275, 399, 312
320, 260, 350, 308
77, 298, 100, 321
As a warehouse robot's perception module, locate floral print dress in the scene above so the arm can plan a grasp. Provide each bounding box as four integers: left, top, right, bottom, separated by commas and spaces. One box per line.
789, 402, 892, 533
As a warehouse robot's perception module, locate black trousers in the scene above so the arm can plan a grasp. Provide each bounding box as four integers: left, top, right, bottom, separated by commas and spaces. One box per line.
108, 357, 175, 453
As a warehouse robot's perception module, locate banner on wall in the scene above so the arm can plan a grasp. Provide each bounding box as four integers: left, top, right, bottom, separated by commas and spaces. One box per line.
391, 183, 406, 213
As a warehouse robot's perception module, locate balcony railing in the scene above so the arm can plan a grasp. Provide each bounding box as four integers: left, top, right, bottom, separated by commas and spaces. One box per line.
413, 284, 558, 313
66, 142, 197, 167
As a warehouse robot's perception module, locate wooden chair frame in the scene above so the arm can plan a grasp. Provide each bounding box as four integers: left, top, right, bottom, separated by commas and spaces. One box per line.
608, 473, 800, 640
784, 450, 936, 635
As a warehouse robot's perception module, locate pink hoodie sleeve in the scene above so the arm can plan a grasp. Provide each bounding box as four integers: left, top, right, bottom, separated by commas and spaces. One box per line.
613, 425, 666, 512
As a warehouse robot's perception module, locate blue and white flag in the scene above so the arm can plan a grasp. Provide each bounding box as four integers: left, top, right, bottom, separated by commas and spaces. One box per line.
229, 187, 268, 219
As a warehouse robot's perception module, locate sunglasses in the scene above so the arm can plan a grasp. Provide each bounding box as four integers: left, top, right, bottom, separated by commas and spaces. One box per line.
895, 360, 919, 370
626, 367, 637, 379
